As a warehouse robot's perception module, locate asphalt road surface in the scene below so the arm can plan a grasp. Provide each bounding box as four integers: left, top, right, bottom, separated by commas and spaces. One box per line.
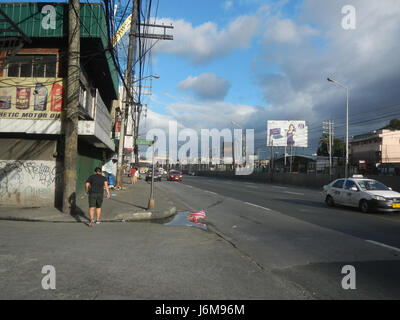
1, 175, 400, 300
157, 175, 400, 299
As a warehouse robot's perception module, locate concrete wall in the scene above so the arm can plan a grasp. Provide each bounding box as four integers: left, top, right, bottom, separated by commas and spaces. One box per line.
0, 138, 61, 207
197, 171, 400, 192
0, 159, 61, 207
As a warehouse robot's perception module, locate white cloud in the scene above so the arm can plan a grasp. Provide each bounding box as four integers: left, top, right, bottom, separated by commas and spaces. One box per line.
152, 15, 260, 63
177, 73, 231, 101
223, 1, 233, 10
263, 18, 320, 44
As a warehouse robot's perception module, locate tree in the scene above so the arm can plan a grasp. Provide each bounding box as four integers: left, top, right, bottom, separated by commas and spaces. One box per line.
383, 118, 400, 130
317, 134, 345, 157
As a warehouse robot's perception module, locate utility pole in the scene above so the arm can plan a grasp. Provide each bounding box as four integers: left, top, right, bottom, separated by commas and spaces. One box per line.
62, 0, 80, 214
323, 119, 334, 176
115, 0, 138, 187
148, 137, 157, 210
132, 25, 173, 165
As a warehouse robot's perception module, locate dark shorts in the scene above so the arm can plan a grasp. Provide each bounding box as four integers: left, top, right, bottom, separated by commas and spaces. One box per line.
88, 193, 104, 208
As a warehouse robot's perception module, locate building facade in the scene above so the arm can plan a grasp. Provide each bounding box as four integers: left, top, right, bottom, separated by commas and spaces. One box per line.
0, 2, 119, 207
350, 129, 400, 174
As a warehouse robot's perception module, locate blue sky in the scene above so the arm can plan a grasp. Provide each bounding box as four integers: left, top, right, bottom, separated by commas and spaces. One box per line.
128, 0, 400, 157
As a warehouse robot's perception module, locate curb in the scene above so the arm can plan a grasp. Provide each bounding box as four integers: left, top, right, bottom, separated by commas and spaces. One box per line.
0, 206, 177, 223
113, 205, 176, 222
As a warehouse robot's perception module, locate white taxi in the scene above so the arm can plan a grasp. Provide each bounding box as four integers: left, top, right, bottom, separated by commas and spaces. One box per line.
322, 175, 400, 213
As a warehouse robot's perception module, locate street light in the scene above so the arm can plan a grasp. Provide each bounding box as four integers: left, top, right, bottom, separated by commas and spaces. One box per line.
133, 74, 160, 83
327, 77, 349, 178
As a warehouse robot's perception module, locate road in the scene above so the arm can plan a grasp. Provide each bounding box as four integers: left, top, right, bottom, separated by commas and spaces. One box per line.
157, 175, 400, 299
1, 175, 400, 300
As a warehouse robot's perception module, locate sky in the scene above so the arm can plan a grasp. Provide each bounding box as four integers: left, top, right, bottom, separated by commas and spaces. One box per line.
119, 0, 400, 159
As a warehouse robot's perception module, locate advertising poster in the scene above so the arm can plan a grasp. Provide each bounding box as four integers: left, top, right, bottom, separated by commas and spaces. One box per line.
267, 120, 308, 147
0, 77, 63, 120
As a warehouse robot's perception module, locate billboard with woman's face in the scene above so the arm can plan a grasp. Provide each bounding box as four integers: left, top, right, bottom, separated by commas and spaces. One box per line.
267, 121, 308, 147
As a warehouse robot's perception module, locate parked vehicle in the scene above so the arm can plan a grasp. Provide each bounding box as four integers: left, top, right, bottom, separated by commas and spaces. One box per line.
168, 170, 183, 182
323, 175, 400, 213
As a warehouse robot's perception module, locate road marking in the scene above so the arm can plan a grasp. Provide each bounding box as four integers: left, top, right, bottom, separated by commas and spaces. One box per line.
204, 190, 218, 195
366, 240, 400, 253
272, 186, 287, 189
244, 202, 271, 211
284, 191, 304, 195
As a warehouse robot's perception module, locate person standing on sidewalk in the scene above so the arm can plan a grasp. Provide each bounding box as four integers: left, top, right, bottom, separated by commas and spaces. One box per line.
85, 167, 110, 227
129, 166, 136, 184
134, 167, 139, 184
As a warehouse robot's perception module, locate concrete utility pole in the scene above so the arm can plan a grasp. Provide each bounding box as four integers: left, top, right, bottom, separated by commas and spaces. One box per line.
115, 0, 138, 187
62, 0, 80, 214
323, 119, 334, 176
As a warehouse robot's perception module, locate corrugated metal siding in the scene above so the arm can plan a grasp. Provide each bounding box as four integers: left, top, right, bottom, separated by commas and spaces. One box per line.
0, 3, 64, 37
0, 3, 107, 42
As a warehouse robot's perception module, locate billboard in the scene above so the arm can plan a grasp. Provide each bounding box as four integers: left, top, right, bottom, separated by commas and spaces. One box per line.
267, 120, 308, 147
0, 77, 63, 120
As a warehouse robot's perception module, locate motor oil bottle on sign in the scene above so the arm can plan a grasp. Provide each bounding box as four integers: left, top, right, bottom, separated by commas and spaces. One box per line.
50, 83, 63, 112
34, 83, 48, 111
16, 87, 31, 109
0, 87, 12, 109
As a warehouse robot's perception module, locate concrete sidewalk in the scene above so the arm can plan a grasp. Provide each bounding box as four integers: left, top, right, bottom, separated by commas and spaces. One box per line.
0, 177, 176, 223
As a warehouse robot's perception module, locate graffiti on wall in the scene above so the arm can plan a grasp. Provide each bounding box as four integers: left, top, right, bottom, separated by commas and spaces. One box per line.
0, 160, 61, 205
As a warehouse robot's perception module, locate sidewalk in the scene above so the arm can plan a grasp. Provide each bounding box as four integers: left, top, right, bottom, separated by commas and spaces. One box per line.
0, 177, 176, 223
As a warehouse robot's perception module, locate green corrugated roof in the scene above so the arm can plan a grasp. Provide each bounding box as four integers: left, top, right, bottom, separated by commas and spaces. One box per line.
0, 2, 118, 99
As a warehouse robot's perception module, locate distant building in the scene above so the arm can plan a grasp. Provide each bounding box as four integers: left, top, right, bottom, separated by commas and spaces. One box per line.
274, 155, 340, 173
350, 129, 400, 174
0, 2, 118, 207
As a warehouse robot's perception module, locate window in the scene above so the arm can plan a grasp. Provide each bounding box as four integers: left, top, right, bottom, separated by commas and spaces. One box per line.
332, 179, 345, 189
358, 180, 390, 191
7, 54, 57, 78
344, 180, 358, 190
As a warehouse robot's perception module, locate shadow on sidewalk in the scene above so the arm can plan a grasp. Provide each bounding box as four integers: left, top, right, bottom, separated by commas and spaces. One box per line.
71, 206, 90, 223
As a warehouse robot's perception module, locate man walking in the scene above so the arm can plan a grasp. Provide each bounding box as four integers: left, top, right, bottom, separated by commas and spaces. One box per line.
85, 167, 110, 227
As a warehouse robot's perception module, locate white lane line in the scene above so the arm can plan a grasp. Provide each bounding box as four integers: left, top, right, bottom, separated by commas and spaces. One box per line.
366, 240, 400, 253
244, 202, 271, 211
284, 191, 304, 195
204, 190, 218, 195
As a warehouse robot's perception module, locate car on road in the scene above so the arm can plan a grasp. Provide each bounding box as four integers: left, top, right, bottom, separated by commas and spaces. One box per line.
323, 175, 400, 213
168, 170, 183, 182
146, 170, 162, 182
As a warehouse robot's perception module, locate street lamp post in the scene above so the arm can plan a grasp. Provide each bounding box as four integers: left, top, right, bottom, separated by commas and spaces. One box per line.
328, 77, 349, 178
